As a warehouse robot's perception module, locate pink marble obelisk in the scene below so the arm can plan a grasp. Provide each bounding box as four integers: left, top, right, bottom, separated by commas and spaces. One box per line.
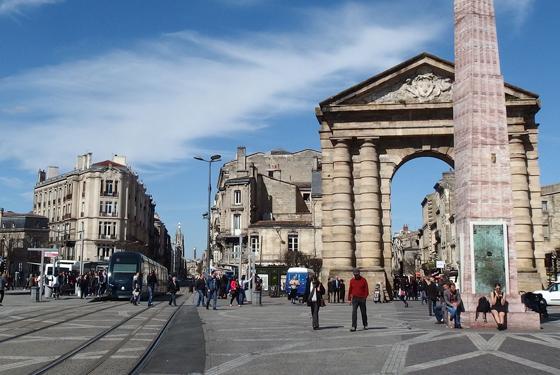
453, 0, 539, 328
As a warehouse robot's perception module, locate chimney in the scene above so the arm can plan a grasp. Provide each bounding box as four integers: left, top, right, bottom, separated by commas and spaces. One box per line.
37, 169, 46, 183
85, 152, 92, 169
75, 154, 85, 170
46, 166, 59, 179
236, 146, 247, 172
112, 154, 127, 166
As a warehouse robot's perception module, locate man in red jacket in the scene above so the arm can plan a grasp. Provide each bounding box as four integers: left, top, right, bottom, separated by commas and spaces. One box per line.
348, 268, 369, 331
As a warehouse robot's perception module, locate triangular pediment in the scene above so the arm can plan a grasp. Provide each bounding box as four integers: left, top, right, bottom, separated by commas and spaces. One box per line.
320, 52, 538, 107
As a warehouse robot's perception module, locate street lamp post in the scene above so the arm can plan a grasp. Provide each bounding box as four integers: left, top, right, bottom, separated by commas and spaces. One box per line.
194, 154, 221, 275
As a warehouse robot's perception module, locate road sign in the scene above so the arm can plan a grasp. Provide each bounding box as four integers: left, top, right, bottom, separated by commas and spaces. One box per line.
44, 251, 59, 258
436, 260, 445, 269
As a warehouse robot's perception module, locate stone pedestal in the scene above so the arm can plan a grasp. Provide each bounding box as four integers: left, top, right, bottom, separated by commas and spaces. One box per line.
460, 293, 540, 330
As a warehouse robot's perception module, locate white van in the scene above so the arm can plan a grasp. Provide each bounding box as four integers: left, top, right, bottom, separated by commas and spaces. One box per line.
45, 260, 80, 276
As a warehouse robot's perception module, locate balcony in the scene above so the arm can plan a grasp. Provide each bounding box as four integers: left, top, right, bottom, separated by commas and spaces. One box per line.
99, 211, 119, 217
62, 213, 72, 220
99, 234, 117, 240
101, 191, 119, 197
65, 194, 73, 200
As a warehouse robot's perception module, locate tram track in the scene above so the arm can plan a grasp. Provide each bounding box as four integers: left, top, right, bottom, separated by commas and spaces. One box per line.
0, 301, 129, 345
0, 300, 99, 328
28, 295, 188, 375
128, 298, 187, 375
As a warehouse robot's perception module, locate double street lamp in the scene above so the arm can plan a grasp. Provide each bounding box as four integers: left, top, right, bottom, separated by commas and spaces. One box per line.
194, 154, 221, 275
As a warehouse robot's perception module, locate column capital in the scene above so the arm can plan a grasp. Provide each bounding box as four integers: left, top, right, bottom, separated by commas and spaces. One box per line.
331, 137, 352, 146
357, 136, 379, 143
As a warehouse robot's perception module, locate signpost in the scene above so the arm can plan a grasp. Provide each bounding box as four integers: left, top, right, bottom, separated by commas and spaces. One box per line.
28, 247, 58, 302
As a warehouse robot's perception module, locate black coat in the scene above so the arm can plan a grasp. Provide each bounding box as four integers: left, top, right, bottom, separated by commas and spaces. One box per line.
303, 281, 325, 306
168, 281, 180, 294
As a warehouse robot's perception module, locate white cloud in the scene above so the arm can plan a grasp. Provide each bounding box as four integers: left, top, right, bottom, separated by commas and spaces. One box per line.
0, 2, 445, 171
495, 0, 535, 26
0, 176, 24, 188
0, 0, 61, 16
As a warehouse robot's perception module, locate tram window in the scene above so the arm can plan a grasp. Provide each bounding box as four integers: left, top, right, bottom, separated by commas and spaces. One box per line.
113, 264, 137, 273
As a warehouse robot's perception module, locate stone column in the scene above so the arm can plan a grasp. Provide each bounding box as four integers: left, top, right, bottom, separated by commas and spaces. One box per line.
319, 123, 334, 282
330, 137, 354, 273
355, 138, 383, 271
509, 135, 537, 276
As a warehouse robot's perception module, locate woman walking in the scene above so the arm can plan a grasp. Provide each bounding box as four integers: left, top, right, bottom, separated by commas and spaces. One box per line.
303, 276, 325, 330
229, 277, 240, 307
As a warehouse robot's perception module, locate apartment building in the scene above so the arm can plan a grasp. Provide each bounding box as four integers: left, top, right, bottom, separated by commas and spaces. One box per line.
418, 171, 457, 271
33, 153, 157, 264
542, 183, 560, 279
211, 147, 322, 281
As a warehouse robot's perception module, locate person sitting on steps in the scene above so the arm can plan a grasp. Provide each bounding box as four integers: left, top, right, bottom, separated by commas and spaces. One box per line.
490, 283, 508, 330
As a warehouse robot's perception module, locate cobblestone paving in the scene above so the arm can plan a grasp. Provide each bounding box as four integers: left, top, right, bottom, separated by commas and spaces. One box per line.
199, 296, 560, 375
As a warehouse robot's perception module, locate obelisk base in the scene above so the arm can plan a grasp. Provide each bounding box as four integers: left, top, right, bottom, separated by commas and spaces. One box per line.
460, 293, 541, 330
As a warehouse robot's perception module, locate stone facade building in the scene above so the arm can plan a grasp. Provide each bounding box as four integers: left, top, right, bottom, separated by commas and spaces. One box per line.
0, 209, 49, 278
32, 153, 167, 266
392, 225, 421, 276
212, 147, 322, 282
316, 52, 546, 292
419, 172, 457, 271
542, 183, 560, 279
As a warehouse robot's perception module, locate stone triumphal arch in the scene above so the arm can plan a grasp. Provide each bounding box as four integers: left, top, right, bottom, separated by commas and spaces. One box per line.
316, 53, 545, 292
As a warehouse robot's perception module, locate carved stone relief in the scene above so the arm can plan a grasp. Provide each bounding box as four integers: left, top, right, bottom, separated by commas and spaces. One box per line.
350, 71, 454, 104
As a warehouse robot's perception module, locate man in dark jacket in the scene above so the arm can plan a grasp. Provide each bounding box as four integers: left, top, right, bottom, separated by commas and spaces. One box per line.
168, 276, 180, 306
147, 271, 158, 307
426, 277, 439, 317
195, 274, 207, 307
206, 271, 220, 310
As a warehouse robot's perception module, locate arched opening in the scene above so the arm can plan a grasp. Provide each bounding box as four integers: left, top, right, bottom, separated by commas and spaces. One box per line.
390, 155, 454, 278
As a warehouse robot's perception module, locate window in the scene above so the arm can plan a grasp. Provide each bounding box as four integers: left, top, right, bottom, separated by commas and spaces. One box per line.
302, 193, 311, 202
105, 180, 113, 194
542, 201, 548, 212
268, 171, 274, 178
250, 235, 260, 253
233, 190, 242, 205
97, 246, 113, 260
543, 225, 550, 239
288, 233, 299, 252
233, 214, 241, 232
233, 244, 241, 259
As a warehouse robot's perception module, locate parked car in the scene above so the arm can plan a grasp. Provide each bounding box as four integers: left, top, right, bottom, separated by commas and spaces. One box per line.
534, 281, 560, 306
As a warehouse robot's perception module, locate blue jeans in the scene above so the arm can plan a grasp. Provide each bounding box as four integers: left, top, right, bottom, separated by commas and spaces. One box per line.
237, 289, 246, 305
206, 290, 218, 309
196, 289, 206, 306
447, 306, 461, 327
169, 292, 177, 306
148, 286, 154, 306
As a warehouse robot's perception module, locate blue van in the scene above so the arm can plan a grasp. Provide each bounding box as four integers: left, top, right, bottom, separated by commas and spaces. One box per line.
285, 267, 315, 298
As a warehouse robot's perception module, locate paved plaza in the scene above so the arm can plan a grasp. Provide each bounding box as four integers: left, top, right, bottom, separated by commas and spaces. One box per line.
198, 296, 560, 375
0, 291, 559, 374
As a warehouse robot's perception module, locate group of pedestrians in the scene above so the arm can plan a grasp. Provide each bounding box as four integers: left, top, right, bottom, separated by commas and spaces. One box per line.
194, 271, 263, 310
327, 277, 345, 303
77, 270, 107, 299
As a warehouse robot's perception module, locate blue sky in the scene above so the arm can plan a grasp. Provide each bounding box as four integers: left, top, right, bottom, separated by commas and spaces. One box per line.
1, 0, 558, 259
